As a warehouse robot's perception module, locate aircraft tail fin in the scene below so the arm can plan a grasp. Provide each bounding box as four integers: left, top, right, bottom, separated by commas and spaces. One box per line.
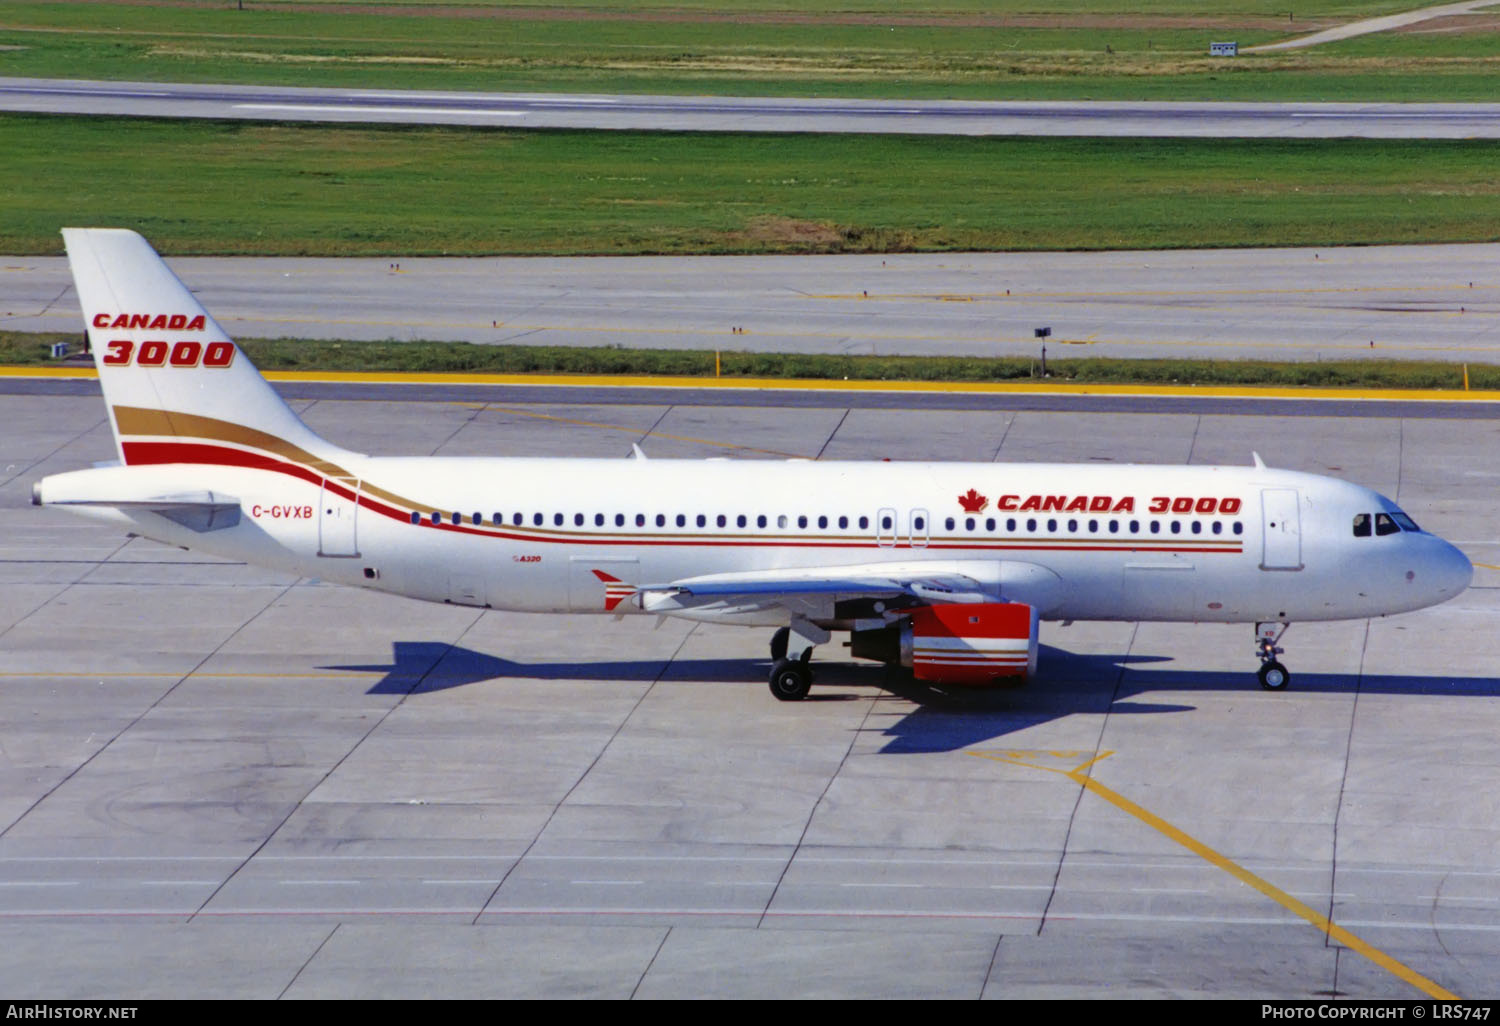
62, 228, 349, 467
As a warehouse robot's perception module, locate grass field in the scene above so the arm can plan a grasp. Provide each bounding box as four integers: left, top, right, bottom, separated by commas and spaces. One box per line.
6, 114, 1500, 256
5, 329, 1496, 391
3, 1, 1498, 101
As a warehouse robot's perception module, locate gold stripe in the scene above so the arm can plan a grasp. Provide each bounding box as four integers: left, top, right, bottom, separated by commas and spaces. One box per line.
112, 404, 426, 514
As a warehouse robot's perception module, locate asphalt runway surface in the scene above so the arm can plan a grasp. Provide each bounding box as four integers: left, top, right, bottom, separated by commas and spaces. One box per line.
2, 385, 1498, 998
6, 77, 1500, 138
7, 245, 1500, 364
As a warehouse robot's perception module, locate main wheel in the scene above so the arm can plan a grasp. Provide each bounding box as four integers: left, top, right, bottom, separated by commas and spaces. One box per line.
1258, 660, 1290, 691
769, 626, 790, 661
768, 658, 812, 701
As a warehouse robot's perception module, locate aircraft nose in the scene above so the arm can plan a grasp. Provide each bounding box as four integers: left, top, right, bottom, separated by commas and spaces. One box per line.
1435, 539, 1474, 599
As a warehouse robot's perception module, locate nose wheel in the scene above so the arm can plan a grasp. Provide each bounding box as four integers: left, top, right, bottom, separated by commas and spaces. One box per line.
1255, 622, 1291, 691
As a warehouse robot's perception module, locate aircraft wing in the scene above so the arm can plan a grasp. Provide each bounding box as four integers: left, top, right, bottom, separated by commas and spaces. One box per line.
640, 559, 1063, 614
660, 564, 988, 602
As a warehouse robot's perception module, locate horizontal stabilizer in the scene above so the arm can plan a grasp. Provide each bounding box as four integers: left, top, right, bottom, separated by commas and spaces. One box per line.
41, 491, 241, 532
33, 466, 243, 532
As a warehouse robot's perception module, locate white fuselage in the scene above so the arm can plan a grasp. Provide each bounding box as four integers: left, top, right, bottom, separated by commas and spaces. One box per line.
43, 455, 1474, 628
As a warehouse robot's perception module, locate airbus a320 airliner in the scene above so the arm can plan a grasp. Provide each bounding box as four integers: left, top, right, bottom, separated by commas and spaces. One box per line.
34, 229, 1473, 699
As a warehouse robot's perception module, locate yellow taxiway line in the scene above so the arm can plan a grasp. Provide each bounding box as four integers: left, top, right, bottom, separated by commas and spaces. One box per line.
7, 365, 1500, 404
973, 749, 1459, 1000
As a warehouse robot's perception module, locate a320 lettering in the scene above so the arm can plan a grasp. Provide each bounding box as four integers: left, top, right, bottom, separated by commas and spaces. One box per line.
101, 339, 235, 369
250, 504, 313, 520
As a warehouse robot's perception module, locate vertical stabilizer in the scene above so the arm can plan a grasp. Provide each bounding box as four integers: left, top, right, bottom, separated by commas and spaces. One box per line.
62, 228, 347, 466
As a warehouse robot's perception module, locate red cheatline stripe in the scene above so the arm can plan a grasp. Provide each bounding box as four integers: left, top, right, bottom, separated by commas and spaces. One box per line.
119, 438, 1247, 555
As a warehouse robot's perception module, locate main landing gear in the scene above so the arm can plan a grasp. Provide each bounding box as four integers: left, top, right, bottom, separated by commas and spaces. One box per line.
769, 653, 813, 701
1256, 622, 1291, 691
767, 619, 828, 701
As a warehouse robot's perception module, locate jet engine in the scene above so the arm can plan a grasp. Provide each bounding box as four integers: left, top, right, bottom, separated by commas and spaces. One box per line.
850, 602, 1039, 685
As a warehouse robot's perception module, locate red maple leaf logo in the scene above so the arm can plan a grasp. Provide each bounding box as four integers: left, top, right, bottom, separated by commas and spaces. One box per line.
958, 488, 988, 513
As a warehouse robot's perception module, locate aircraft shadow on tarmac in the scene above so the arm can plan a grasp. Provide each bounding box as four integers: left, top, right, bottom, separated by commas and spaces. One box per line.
322, 641, 1500, 754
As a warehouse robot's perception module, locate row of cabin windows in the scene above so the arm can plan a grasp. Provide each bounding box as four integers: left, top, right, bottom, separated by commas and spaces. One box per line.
1352, 511, 1420, 537
947, 516, 1242, 537
407, 508, 1244, 537
410, 510, 875, 530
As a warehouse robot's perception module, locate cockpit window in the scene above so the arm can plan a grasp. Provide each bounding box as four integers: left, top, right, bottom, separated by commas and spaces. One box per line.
1391, 511, 1421, 532
1352, 513, 1371, 537
1374, 513, 1400, 536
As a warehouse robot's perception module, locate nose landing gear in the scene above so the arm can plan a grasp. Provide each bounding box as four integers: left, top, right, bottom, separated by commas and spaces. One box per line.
1256, 622, 1291, 691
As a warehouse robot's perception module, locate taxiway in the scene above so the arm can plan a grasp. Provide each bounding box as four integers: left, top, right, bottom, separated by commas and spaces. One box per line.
2, 388, 1497, 998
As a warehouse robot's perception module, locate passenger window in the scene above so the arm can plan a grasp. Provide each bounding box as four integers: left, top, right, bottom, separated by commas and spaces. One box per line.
452, 513, 462, 526
1129, 520, 1139, 534
1212, 521, 1222, 535
636, 514, 646, 527
965, 518, 976, 531
533, 513, 543, 526
717, 514, 727, 528
818, 515, 828, 529
410, 512, 421, 525
493, 513, 503, 526
574, 513, 584, 526
946, 517, 956, 531
432, 512, 441, 524
859, 516, 869, 530
914, 515, 926, 531
838, 516, 848, 529
1087, 519, 1097, 533
1170, 521, 1181, 534
737, 515, 747, 528
881, 515, 893, 530
554, 513, 564, 526
1352, 513, 1371, 537
1233, 522, 1243, 535
697, 514, 706, 528
513, 512, 523, 526
1150, 521, 1160, 534
798, 515, 808, 529
777, 515, 788, 528
596, 513, 605, 527
1046, 518, 1057, 532
615, 513, 625, 527
655, 514, 666, 528
1067, 519, 1077, 533
757, 515, 767, 528
472, 513, 482, 525
1191, 521, 1202, 535
1026, 518, 1038, 532
1108, 520, 1119, 534
1007, 518, 1017, 532
986, 518, 996, 532
1375, 513, 1400, 536
677, 514, 687, 528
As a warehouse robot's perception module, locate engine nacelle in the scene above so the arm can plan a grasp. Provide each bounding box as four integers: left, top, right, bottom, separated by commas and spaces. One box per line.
851, 603, 1039, 685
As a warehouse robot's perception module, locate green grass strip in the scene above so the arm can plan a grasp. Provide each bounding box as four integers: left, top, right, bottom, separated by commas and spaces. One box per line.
6, 331, 1497, 391
5, 115, 1500, 256
3, 0, 1498, 102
